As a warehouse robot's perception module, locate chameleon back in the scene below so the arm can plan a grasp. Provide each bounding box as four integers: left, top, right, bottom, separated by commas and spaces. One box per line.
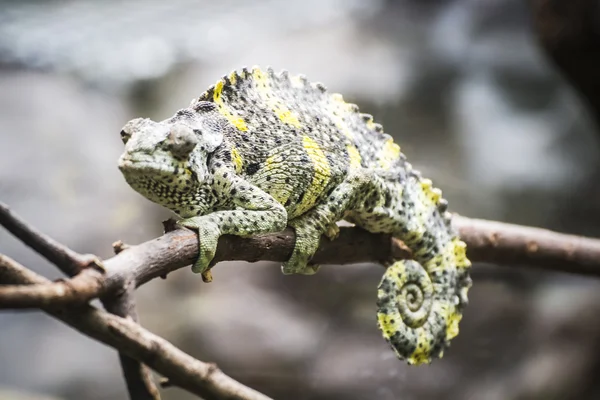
195, 66, 403, 173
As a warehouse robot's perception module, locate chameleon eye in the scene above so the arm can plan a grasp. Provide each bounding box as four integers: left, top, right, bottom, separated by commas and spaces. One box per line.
120, 129, 130, 145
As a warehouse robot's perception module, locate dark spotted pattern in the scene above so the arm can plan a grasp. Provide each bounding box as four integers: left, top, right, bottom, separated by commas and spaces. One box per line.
118, 66, 472, 365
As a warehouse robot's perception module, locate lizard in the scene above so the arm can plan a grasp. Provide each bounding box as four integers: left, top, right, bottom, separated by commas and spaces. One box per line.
117, 66, 472, 365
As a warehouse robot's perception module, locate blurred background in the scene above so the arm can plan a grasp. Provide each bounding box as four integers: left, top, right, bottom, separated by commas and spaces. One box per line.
2, 0, 600, 399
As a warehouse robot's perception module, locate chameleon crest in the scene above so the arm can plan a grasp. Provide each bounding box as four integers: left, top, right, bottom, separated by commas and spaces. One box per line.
118, 66, 472, 365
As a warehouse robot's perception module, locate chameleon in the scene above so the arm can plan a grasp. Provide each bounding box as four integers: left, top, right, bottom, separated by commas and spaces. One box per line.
118, 66, 472, 365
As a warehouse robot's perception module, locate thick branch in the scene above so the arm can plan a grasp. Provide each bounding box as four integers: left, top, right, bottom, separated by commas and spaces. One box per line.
454, 217, 600, 276
2, 202, 600, 311
0, 254, 272, 400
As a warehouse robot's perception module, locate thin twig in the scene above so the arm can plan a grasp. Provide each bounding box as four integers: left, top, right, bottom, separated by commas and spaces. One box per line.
0, 202, 102, 276
0, 202, 160, 398
0, 254, 272, 400
0, 272, 103, 308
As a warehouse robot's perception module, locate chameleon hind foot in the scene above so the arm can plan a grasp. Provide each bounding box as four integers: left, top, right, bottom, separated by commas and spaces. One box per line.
282, 219, 322, 275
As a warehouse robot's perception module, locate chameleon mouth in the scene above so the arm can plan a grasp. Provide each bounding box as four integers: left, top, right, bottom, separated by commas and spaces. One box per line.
118, 156, 178, 176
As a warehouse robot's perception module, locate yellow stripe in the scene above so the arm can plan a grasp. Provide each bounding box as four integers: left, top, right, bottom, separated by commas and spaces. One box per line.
346, 144, 362, 169
228, 71, 237, 85
378, 138, 401, 169
231, 146, 243, 173
295, 136, 331, 215
263, 153, 292, 205
213, 80, 248, 131
252, 68, 302, 128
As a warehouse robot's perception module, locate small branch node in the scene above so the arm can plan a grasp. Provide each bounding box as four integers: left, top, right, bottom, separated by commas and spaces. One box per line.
159, 377, 173, 388
162, 218, 179, 233
112, 240, 131, 255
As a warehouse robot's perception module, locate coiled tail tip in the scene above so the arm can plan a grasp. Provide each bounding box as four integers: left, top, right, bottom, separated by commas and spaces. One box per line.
376, 259, 467, 365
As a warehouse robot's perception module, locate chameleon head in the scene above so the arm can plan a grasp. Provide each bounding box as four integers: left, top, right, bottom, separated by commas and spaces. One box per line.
117, 104, 224, 209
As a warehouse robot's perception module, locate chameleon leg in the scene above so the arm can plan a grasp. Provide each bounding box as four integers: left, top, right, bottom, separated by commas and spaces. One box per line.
283, 172, 375, 275
178, 174, 287, 278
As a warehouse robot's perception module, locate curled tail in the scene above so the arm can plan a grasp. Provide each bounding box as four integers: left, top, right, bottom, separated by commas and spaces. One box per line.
376, 169, 472, 365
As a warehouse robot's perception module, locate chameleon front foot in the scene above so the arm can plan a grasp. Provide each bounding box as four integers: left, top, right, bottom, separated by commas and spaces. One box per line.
177, 218, 221, 279
282, 221, 322, 275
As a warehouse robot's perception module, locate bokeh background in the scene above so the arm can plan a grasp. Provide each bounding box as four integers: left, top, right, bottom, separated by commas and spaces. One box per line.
2, 0, 600, 399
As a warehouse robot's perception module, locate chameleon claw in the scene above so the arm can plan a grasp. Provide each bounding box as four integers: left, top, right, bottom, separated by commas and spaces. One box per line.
305, 263, 320, 274
324, 223, 340, 240
201, 270, 213, 283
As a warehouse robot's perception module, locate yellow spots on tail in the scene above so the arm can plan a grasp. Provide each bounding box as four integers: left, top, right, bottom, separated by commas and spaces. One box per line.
252, 67, 302, 128
409, 329, 434, 365
346, 144, 362, 169
436, 236, 470, 272
452, 237, 471, 269
230, 146, 243, 173
446, 307, 462, 340
213, 80, 248, 131
294, 135, 331, 216
389, 261, 407, 287
377, 312, 401, 340
378, 138, 401, 169
444, 304, 462, 340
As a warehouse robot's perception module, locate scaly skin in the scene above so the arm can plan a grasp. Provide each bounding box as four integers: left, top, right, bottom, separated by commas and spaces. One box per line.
118, 66, 472, 365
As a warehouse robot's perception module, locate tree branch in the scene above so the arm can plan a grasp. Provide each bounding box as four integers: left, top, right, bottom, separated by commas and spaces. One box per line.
0, 254, 273, 400
454, 217, 600, 276
102, 241, 160, 400
0, 202, 160, 398
0, 202, 100, 276
102, 289, 161, 400
2, 201, 600, 311
2, 202, 600, 312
